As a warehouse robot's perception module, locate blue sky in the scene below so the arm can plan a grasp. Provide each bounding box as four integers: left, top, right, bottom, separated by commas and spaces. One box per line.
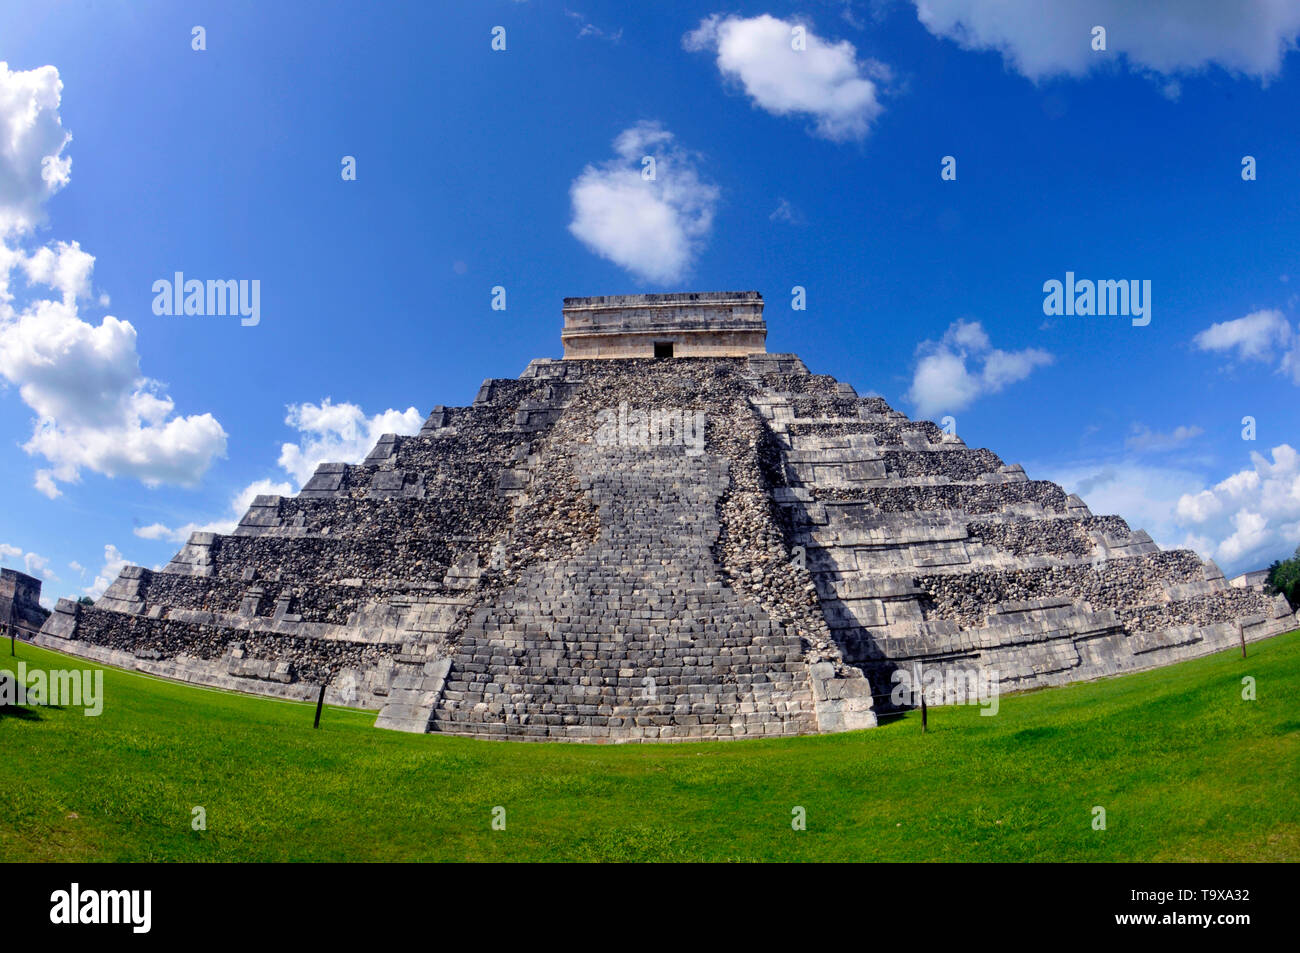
1, 0, 1298, 602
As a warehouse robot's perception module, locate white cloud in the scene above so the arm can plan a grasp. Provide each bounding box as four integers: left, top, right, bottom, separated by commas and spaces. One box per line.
1171, 444, 1300, 567
568, 121, 719, 284
135, 477, 293, 543
23, 551, 54, 581
1218, 510, 1273, 563
905, 319, 1053, 417
1193, 308, 1290, 361
1044, 445, 1300, 574
21, 239, 94, 301
84, 543, 128, 599
909, 349, 979, 412
1124, 423, 1204, 453
979, 348, 1051, 389
135, 399, 421, 544
0, 64, 227, 498
0, 62, 72, 237
684, 14, 887, 141
944, 319, 990, 351
1045, 459, 1212, 548
1193, 309, 1299, 382
278, 399, 423, 486
911, 0, 1300, 83
0, 541, 57, 582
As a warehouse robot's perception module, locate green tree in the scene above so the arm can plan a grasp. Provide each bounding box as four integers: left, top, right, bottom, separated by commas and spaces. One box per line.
1265, 545, 1300, 609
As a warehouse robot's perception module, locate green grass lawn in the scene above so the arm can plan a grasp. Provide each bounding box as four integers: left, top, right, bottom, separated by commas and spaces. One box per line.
2, 632, 1297, 862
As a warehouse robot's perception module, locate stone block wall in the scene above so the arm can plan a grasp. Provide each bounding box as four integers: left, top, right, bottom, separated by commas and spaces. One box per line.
561, 291, 767, 359
1, 567, 49, 636
751, 366, 1294, 705
34, 331, 1293, 738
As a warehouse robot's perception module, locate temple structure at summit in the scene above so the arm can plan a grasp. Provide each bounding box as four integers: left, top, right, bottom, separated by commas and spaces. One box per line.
560, 291, 767, 359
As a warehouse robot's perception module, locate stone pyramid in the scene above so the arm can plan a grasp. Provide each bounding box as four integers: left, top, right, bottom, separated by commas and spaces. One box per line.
36, 292, 1295, 741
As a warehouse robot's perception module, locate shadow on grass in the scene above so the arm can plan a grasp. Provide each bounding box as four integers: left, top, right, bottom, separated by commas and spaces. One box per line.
0, 704, 42, 721
873, 709, 911, 727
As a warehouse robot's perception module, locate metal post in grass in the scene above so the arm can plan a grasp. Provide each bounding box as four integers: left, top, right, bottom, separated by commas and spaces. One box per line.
313, 681, 328, 728
8, 623, 13, 657
1240, 622, 1248, 659
917, 661, 927, 733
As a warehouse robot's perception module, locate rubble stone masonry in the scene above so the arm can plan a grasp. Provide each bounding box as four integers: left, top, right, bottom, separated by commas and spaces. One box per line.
36, 294, 1296, 739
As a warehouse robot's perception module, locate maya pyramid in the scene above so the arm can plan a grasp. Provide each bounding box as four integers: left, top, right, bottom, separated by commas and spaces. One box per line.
35, 292, 1296, 741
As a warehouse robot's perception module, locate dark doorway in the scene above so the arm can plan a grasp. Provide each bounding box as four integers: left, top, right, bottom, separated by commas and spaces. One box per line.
654, 341, 674, 359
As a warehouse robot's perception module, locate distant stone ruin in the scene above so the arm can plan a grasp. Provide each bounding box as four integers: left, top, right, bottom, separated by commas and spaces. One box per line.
35, 292, 1296, 741
1, 568, 50, 637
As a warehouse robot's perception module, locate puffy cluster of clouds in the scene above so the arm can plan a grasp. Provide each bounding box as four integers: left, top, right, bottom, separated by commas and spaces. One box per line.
277, 399, 423, 485
1046, 457, 1202, 544
136, 399, 423, 544
1037, 303, 1300, 573
910, 0, 1300, 85
83, 543, 129, 600
0, 62, 227, 499
905, 319, 1054, 417
684, 13, 887, 141
568, 121, 719, 284
1174, 444, 1300, 567
0, 541, 56, 583
0, 61, 427, 595
1045, 439, 1300, 576
1193, 309, 1299, 383
1180, 309, 1300, 563
0, 62, 71, 235
134, 478, 293, 544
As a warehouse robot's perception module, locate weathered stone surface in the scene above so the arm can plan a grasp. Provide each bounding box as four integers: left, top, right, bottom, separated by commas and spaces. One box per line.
561, 291, 766, 359
1, 568, 50, 636
34, 292, 1294, 739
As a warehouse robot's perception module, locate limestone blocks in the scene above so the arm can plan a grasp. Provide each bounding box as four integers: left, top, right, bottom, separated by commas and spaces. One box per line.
31, 301, 1296, 737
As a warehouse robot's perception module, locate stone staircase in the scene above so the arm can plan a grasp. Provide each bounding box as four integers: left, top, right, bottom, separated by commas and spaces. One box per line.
373, 643, 453, 733
430, 445, 824, 741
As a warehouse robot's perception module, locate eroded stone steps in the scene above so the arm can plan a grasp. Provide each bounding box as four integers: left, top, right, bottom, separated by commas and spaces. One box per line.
429, 442, 838, 740
163, 532, 462, 584
298, 462, 530, 501
373, 654, 453, 733
99, 567, 475, 644
42, 602, 401, 683
817, 572, 1287, 665
234, 494, 511, 538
